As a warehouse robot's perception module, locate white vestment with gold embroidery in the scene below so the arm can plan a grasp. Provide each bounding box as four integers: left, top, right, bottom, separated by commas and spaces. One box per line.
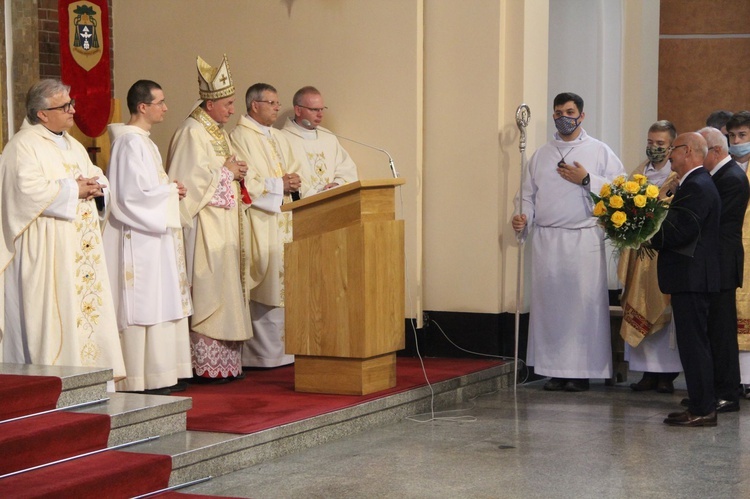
230, 115, 305, 367
104, 124, 193, 391
280, 118, 358, 195
166, 111, 253, 343
0, 121, 126, 378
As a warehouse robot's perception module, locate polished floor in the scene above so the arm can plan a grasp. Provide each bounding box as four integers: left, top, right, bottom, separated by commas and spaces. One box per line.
184, 373, 750, 498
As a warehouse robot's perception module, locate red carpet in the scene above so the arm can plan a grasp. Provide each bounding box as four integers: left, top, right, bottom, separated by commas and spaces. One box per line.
0, 450, 173, 499
0, 411, 111, 475
184, 357, 503, 434
0, 374, 62, 420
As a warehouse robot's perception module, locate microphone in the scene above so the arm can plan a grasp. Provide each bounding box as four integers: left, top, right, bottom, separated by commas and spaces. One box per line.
300, 119, 398, 178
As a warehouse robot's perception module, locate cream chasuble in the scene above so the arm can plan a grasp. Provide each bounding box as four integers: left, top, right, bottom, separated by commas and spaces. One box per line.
230, 114, 308, 307
166, 107, 254, 342
280, 118, 358, 195
0, 121, 126, 378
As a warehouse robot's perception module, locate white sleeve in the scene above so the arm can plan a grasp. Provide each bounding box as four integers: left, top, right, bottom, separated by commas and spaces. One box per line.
251, 177, 284, 213
42, 178, 78, 219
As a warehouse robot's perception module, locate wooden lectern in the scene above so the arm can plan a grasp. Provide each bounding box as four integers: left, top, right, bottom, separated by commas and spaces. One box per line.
282, 178, 406, 395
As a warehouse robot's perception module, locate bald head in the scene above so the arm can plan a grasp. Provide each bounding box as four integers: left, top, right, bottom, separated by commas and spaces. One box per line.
669, 132, 708, 177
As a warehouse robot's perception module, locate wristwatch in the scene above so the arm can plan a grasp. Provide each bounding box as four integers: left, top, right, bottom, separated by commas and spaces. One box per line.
581, 174, 590, 186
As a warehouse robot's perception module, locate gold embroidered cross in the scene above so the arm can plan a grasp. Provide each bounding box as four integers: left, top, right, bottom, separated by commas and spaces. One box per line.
220, 74, 228, 84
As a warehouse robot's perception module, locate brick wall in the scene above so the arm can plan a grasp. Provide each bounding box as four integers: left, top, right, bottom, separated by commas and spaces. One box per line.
38, 0, 60, 80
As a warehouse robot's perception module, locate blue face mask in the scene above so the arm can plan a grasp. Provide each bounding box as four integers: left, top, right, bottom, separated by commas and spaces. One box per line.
729, 142, 750, 158
554, 114, 582, 136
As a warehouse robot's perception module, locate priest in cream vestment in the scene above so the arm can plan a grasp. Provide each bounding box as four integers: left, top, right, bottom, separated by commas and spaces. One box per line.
0, 80, 125, 381
104, 80, 193, 393
166, 55, 254, 380
280, 86, 358, 194
230, 83, 309, 367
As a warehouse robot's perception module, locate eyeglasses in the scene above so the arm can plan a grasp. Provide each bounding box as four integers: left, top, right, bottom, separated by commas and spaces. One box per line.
44, 99, 75, 113
297, 105, 328, 113
669, 144, 688, 152
255, 100, 281, 107
145, 100, 167, 108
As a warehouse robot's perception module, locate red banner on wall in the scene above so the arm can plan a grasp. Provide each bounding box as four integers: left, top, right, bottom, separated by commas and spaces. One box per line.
59, 0, 111, 138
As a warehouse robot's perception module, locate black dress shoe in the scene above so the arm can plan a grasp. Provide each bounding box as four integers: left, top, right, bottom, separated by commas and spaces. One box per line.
166, 380, 189, 393
680, 398, 690, 407
543, 378, 566, 391
663, 410, 717, 427
564, 379, 590, 392
656, 378, 674, 394
142, 387, 172, 395
630, 375, 657, 392
186, 375, 232, 385
716, 399, 740, 413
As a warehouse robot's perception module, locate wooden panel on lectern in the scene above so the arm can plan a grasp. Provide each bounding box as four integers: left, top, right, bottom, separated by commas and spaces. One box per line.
285, 219, 405, 358
294, 353, 397, 395
284, 179, 404, 241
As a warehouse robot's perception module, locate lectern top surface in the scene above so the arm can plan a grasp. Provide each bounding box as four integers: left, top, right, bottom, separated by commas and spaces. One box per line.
281, 178, 406, 212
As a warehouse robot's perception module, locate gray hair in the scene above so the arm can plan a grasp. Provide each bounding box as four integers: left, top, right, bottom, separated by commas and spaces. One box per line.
26, 79, 71, 124
698, 126, 729, 154
244, 83, 277, 111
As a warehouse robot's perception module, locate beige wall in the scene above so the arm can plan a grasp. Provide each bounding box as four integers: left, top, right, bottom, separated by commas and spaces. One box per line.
113, 0, 425, 315
112, 0, 658, 318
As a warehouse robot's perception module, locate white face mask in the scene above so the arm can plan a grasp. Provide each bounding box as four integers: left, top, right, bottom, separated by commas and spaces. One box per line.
729, 142, 750, 158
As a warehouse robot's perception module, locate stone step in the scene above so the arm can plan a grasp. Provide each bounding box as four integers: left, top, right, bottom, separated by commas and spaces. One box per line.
123, 362, 514, 485
73, 392, 192, 446
0, 363, 111, 408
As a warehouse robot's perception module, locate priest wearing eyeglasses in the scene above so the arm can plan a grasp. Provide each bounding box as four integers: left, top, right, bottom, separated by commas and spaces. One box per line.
0, 79, 126, 385
280, 86, 358, 194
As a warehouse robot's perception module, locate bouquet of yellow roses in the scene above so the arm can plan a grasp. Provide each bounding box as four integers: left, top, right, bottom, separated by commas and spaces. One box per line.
590, 174, 669, 259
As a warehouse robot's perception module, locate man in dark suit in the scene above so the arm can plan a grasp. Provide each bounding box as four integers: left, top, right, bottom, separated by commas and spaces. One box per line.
699, 126, 750, 413
650, 132, 722, 427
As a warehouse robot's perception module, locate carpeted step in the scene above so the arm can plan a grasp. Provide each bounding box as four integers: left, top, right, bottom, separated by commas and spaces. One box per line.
0, 411, 110, 475
0, 363, 111, 410
0, 450, 173, 498
0, 374, 61, 420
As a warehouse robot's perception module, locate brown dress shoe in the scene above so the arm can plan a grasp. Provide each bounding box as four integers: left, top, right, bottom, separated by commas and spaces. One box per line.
630, 375, 657, 392
663, 410, 717, 427
655, 378, 674, 394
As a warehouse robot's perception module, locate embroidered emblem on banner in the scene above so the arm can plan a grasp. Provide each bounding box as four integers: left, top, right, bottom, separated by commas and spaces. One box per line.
69, 2, 103, 71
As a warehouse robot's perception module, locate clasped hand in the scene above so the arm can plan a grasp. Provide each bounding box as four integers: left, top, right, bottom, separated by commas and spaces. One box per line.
224, 155, 248, 181
283, 173, 301, 193
76, 175, 104, 200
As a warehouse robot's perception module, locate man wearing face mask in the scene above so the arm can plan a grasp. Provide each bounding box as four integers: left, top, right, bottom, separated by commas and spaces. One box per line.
727, 111, 750, 171
619, 121, 682, 394
512, 92, 625, 392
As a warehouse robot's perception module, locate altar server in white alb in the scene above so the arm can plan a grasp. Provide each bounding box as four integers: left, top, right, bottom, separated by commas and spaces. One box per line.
103, 80, 193, 394
512, 92, 625, 392
0, 79, 126, 381
167, 55, 254, 382
280, 86, 358, 194
230, 83, 309, 368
